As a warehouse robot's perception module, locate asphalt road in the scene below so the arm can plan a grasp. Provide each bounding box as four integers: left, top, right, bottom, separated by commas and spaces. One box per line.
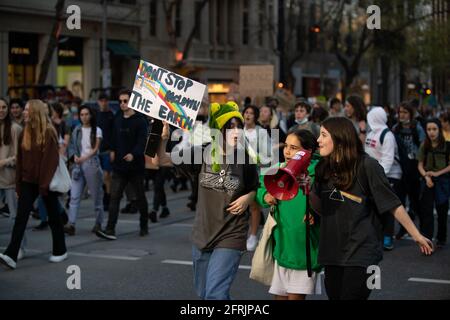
0, 185, 449, 300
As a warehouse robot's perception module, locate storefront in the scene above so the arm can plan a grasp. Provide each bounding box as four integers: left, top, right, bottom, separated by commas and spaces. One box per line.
57, 36, 83, 98
8, 32, 38, 98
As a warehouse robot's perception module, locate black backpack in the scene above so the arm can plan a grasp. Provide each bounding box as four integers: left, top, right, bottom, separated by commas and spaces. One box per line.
380, 128, 409, 174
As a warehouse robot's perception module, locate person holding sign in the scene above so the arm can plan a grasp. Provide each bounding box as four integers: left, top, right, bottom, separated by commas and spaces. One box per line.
95, 90, 149, 240
151, 102, 259, 300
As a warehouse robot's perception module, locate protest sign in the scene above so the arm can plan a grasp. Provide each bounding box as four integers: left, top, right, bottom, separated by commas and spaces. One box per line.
130, 59, 207, 130
239, 65, 274, 105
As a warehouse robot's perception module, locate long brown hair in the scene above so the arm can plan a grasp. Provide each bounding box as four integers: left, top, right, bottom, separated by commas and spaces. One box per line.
0, 98, 12, 146
316, 117, 365, 190
423, 118, 445, 152
346, 95, 367, 122
22, 99, 57, 151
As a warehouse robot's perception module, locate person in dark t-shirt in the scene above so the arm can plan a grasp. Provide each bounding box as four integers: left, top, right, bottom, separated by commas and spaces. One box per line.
310, 117, 433, 300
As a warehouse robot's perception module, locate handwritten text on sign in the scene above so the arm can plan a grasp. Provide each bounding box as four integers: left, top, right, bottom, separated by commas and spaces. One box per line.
130, 60, 206, 130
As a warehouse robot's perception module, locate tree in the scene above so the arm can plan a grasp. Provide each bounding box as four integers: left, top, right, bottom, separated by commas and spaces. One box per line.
325, 0, 450, 101
162, 0, 209, 76
37, 0, 65, 85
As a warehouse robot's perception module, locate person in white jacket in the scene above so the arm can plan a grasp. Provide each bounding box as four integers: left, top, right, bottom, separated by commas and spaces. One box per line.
365, 107, 403, 251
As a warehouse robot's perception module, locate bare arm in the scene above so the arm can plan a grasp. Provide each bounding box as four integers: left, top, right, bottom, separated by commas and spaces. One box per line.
391, 205, 433, 255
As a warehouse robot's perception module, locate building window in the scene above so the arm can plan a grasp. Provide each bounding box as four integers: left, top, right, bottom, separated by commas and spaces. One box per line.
175, 2, 182, 38
243, 0, 249, 45
194, 1, 202, 40
216, 0, 224, 45
258, 0, 265, 46
150, 0, 157, 36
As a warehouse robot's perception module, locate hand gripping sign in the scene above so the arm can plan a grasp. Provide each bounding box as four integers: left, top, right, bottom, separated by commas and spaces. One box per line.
130, 59, 207, 131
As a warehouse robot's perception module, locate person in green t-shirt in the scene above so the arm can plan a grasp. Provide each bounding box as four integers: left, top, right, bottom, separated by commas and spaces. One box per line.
417, 118, 450, 248
256, 128, 322, 300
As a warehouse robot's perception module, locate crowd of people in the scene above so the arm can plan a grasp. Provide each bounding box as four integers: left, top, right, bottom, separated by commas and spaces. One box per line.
0, 89, 446, 300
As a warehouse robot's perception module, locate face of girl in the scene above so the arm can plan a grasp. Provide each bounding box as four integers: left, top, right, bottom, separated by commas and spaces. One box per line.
10, 103, 23, 119
295, 106, 308, 121
259, 106, 272, 123
283, 134, 303, 162
426, 123, 440, 142
0, 101, 7, 121
80, 108, 91, 126
317, 126, 334, 157
23, 104, 30, 123
344, 102, 354, 118
244, 108, 256, 126
398, 107, 411, 123
225, 118, 243, 147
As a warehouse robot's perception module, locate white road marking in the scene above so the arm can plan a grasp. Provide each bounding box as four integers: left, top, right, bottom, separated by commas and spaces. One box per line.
408, 278, 450, 285
0, 247, 140, 261
69, 252, 141, 261
162, 259, 252, 270
170, 223, 193, 227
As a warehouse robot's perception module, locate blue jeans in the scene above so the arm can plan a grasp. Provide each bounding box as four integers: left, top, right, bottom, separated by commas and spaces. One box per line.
192, 246, 243, 300
69, 157, 104, 225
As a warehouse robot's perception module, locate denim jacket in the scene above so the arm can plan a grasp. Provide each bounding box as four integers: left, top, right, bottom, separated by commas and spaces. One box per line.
68, 125, 82, 160
68, 125, 100, 160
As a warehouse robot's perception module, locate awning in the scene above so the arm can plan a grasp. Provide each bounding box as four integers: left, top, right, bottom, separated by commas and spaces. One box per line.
107, 40, 140, 59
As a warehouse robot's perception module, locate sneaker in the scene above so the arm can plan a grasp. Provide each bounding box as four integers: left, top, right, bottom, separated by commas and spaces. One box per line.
33, 221, 48, 231
49, 252, 68, 263
149, 210, 158, 223
186, 201, 196, 211
0, 253, 16, 269
63, 223, 76, 236
120, 203, 132, 214
160, 207, 170, 218
395, 229, 407, 240
31, 210, 40, 220
246, 235, 259, 251
91, 223, 101, 233
96, 229, 117, 240
139, 228, 149, 237
383, 236, 394, 251
18, 249, 25, 261
0, 205, 10, 218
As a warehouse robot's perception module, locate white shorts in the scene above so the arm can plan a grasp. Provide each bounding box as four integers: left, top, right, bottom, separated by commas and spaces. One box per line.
269, 261, 322, 296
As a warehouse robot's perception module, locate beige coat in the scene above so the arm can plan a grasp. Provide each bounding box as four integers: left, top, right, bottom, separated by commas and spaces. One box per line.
0, 122, 22, 189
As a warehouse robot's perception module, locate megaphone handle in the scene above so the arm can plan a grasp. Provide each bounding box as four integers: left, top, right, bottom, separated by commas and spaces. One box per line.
305, 194, 312, 278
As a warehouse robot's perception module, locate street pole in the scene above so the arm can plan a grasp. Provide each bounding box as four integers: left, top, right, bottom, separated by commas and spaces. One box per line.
278, 0, 285, 86
102, 0, 111, 95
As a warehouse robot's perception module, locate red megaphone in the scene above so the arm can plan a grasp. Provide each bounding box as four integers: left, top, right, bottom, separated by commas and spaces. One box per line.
264, 150, 312, 201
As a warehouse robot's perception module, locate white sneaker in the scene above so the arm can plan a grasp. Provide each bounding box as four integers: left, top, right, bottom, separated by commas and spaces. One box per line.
49, 252, 68, 263
18, 249, 25, 261
0, 253, 16, 269
246, 235, 259, 251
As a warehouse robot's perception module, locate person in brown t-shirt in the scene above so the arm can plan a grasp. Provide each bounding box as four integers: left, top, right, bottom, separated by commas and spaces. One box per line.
151, 102, 259, 300
0, 99, 67, 270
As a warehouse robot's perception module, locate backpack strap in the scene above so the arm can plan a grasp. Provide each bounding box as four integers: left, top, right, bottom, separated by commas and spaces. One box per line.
380, 128, 390, 145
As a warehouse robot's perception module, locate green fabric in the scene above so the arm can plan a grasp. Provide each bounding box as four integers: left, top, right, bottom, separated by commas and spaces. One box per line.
255, 154, 322, 271
417, 143, 449, 171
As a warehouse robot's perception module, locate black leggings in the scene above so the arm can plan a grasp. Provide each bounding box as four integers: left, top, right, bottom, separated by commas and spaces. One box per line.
4, 182, 66, 261
324, 266, 372, 300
